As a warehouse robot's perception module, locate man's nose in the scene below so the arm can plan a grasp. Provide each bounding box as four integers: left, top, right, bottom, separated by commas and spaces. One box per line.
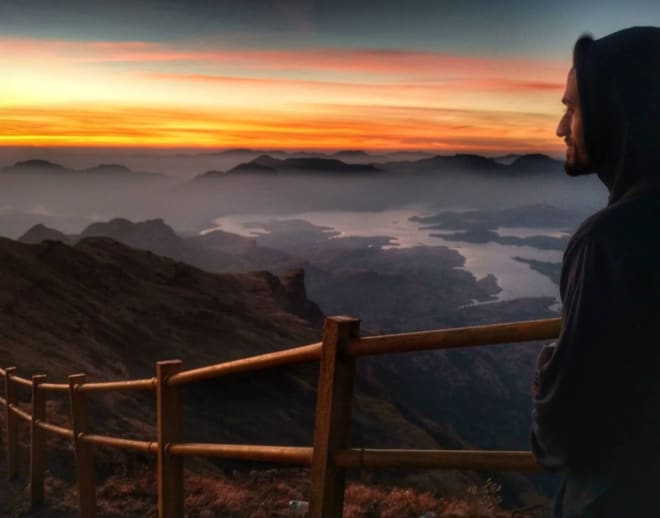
556, 113, 569, 138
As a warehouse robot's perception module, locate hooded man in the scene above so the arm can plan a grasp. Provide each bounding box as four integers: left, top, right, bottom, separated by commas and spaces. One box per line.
531, 27, 660, 517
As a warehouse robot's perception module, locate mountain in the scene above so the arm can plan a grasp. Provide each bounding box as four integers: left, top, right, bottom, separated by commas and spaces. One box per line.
226, 161, 278, 175
509, 154, 563, 173
329, 150, 372, 161
2, 159, 67, 173
191, 152, 563, 182
374, 150, 435, 162
6, 221, 555, 508
381, 153, 504, 174
0, 236, 521, 511
80, 218, 184, 257
225, 155, 383, 175
21, 218, 296, 275
17, 223, 75, 245
1, 159, 161, 178
0, 236, 321, 379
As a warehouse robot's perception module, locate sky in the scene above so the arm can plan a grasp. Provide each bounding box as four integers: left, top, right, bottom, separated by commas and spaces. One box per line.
2, 0, 659, 153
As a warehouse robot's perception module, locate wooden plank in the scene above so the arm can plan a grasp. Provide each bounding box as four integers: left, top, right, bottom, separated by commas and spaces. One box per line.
168, 343, 321, 386
77, 378, 156, 392
168, 443, 313, 464
309, 317, 360, 518
38, 383, 69, 392
30, 374, 47, 508
12, 375, 33, 388
345, 318, 561, 356
157, 360, 184, 518
8, 404, 32, 422
69, 374, 96, 518
36, 421, 74, 439
4, 367, 19, 480
80, 434, 157, 453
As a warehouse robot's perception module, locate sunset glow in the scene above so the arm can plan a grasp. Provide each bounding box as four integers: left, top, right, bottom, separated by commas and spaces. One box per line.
0, 32, 573, 152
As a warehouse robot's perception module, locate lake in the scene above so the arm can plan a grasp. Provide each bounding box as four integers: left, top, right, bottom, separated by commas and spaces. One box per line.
202, 206, 567, 306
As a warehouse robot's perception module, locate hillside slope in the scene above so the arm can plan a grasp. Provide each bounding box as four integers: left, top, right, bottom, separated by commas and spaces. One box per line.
0, 237, 530, 515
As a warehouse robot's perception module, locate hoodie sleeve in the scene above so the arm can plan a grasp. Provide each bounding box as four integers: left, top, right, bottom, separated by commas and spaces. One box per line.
530, 232, 641, 470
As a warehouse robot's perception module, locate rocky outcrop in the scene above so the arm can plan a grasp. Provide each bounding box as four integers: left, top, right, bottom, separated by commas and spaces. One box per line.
277, 268, 324, 326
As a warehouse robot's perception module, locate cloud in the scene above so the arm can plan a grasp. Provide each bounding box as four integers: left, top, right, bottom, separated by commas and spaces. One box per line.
0, 102, 562, 153
0, 36, 566, 152
0, 36, 565, 80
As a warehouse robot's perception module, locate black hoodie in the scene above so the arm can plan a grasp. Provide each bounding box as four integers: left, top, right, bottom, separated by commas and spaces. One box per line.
530, 27, 660, 517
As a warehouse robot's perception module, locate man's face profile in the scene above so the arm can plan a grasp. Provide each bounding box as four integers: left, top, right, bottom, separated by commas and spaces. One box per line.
557, 68, 591, 175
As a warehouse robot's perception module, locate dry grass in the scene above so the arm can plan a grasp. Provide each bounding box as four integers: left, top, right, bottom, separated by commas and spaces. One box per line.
2, 461, 548, 517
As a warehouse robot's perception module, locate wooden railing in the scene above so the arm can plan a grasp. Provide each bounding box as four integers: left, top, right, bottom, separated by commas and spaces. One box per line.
0, 316, 561, 517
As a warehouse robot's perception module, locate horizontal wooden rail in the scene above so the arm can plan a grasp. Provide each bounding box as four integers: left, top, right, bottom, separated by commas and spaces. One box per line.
8, 403, 32, 422
81, 434, 158, 453
39, 382, 72, 392
77, 378, 157, 392
334, 448, 542, 472
167, 443, 313, 465
167, 342, 322, 386
36, 420, 75, 439
11, 375, 34, 388
346, 318, 560, 357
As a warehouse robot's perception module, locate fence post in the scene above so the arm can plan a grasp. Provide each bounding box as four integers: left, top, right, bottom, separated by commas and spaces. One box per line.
69, 374, 96, 518
4, 366, 19, 480
30, 374, 47, 507
157, 360, 184, 518
309, 316, 360, 518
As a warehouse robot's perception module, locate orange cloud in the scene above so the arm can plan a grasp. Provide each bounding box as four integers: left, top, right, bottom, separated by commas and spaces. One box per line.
0, 103, 563, 153
146, 72, 563, 94
0, 36, 568, 152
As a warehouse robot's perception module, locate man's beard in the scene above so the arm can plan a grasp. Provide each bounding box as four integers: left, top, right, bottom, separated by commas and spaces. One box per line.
564, 145, 594, 176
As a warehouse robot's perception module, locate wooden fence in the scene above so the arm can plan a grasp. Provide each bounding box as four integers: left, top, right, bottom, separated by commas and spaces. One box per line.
0, 316, 561, 517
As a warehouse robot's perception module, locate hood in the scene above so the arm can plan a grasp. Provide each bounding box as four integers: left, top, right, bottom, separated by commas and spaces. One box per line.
573, 27, 660, 205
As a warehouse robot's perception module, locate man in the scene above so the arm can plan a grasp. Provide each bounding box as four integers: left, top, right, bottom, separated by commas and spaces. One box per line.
531, 27, 660, 517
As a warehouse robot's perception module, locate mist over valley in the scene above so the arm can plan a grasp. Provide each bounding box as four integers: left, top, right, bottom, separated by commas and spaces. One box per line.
0, 147, 607, 509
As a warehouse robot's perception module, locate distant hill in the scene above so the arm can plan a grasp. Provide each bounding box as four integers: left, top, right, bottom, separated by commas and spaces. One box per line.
225, 155, 382, 175
83, 163, 134, 175
380, 153, 504, 174
373, 150, 435, 162
509, 153, 563, 172
2, 159, 67, 173
17, 223, 75, 245
80, 218, 184, 256
377, 153, 563, 176
1, 159, 162, 178
329, 150, 372, 161
19, 218, 296, 275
